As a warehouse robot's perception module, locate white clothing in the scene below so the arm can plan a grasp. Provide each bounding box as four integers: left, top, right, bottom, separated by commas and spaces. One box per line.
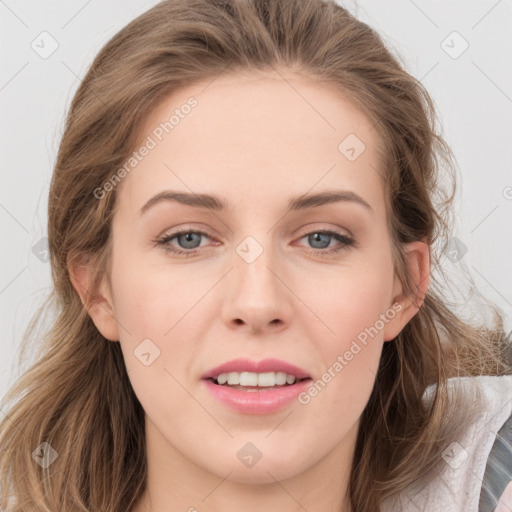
381, 375, 512, 512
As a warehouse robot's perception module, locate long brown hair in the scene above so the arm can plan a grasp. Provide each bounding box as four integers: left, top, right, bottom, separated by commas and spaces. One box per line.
1, 0, 510, 510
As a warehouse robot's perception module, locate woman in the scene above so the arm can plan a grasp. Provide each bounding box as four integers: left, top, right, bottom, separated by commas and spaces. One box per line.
1, 0, 511, 510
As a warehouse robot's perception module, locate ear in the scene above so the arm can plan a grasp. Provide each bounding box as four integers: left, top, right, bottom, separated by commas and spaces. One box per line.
383, 240, 430, 342
68, 254, 120, 342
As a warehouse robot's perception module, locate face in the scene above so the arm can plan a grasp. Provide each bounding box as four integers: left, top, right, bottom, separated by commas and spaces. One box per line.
77, 67, 425, 486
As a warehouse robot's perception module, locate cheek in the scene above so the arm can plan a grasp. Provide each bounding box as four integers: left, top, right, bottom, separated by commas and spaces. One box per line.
113, 269, 193, 425
110, 252, 209, 388
296, 258, 393, 410
299, 258, 393, 346
110, 248, 189, 336
314, 282, 387, 388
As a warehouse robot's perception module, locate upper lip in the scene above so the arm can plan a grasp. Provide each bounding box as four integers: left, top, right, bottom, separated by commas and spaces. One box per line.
201, 358, 312, 380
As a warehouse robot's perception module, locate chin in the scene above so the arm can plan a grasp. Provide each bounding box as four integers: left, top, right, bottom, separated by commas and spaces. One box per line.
198, 445, 309, 484
218, 463, 302, 485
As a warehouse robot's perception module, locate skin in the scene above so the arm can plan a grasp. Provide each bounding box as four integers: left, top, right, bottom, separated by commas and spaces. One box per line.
70, 67, 430, 512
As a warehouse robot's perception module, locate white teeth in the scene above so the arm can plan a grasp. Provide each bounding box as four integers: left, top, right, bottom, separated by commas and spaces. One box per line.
214, 371, 300, 387
257, 372, 275, 387
226, 372, 240, 385
240, 372, 258, 386
275, 371, 287, 385
217, 373, 229, 385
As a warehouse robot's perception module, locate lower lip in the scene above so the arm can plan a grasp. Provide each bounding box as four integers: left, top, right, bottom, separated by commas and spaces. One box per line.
202, 378, 312, 415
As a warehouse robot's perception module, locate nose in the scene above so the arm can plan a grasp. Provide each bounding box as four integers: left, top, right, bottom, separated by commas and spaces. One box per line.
221, 237, 293, 334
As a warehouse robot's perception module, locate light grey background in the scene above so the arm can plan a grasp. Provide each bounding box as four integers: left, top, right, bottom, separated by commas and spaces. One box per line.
1, 0, 511, 402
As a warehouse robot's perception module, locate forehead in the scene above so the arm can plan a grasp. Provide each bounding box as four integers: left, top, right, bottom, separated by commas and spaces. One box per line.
116, 68, 385, 216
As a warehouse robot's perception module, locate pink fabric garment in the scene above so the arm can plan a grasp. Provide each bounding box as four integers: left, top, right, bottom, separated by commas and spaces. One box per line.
495, 481, 512, 512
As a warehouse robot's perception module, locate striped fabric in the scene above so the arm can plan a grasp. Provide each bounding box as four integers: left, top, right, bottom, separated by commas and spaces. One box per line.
479, 412, 512, 511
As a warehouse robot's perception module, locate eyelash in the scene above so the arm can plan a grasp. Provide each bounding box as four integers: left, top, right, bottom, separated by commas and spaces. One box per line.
154, 227, 356, 258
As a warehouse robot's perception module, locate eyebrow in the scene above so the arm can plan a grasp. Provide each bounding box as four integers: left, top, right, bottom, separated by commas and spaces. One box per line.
140, 189, 373, 215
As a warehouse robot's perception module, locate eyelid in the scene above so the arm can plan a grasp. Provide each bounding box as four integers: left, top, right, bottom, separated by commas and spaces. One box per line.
295, 223, 353, 239
157, 224, 216, 241
154, 223, 356, 258
157, 223, 351, 244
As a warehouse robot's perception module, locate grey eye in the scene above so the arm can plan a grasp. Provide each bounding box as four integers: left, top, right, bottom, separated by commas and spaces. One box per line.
176, 232, 203, 249
307, 233, 332, 249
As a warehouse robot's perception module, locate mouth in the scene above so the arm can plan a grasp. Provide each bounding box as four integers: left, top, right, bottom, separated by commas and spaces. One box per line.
202, 372, 313, 415
200, 358, 313, 413
206, 371, 313, 391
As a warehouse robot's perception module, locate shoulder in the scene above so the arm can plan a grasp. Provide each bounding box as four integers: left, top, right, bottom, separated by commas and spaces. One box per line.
381, 375, 512, 512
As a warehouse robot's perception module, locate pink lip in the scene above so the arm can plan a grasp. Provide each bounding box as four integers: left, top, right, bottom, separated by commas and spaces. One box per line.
201, 358, 311, 380
202, 378, 312, 415
201, 358, 312, 415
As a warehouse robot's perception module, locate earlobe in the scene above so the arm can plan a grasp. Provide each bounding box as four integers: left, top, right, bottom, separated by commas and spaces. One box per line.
383, 241, 430, 342
68, 254, 120, 342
